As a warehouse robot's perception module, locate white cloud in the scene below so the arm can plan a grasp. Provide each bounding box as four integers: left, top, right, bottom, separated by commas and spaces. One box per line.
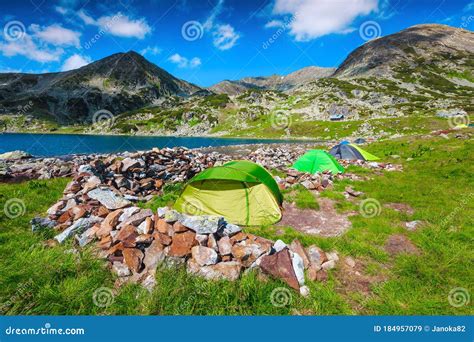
0, 34, 63, 63
213, 24, 240, 50
55, 6, 68, 15
61, 54, 91, 71
168, 53, 201, 68
264, 20, 284, 29
30, 24, 81, 48
464, 1, 474, 12
272, 0, 379, 41
140, 46, 162, 56
201, 0, 241, 50
203, 0, 224, 30
77, 9, 97, 25
78, 11, 151, 39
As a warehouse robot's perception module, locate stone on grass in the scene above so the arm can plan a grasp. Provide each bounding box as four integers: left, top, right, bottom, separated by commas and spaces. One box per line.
192, 246, 219, 266
88, 187, 131, 210
112, 262, 131, 277
299, 285, 310, 297
123, 248, 144, 273
143, 240, 165, 270
321, 259, 336, 270
259, 248, 300, 290
289, 239, 310, 269
290, 251, 305, 286
187, 259, 242, 281
405, 220, 422, 231
31, 216, 56, 232
307, 245, 328, 267
326, 251, 339, 262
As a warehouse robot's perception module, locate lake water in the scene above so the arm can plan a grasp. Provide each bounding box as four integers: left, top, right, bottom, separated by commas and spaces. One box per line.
0, 133, 306, 157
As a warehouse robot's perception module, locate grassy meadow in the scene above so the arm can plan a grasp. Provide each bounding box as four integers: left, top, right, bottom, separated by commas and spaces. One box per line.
0, 133, 472, 315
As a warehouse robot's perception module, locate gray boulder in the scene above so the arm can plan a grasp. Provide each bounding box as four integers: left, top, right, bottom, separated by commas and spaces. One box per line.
87, 187, 131, 210
54, 216, 102, 243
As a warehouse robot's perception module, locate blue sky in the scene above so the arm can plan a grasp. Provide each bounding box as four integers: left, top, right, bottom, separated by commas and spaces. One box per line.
0, 0, 473, 87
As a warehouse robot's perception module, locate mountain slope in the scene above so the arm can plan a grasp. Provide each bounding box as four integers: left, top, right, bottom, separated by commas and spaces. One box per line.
0, 51, 201, 123
334, 24, 474, 78
209, 66, 335, 94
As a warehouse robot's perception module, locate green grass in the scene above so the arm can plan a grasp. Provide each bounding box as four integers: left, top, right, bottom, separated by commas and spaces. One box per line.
0, 134, 473, 315
282, 185, 320, 210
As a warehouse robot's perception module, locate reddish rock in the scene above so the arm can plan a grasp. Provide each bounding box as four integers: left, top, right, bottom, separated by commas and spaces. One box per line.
154, 179, 164, 189
207, 234, 218, 251
136, 234, 154, 244
123, 248, 144, 273
97, 209, 123, 237
230, 232, 248, 244
57, 211, 72, 224
96, 206, 110, 218
155, 218, 172, 234
307, 264, 321, 281
168, 231, 196, 257
115, 225, 138, 245
107, 242, 125, 255
315, 269, 328, 282
289, 239, 310, 269
259, 248, 300, 290
191, 246, 219, 266
143, 240, 165, 270
98, 235, 112, 250
155, 232, 172, 246
221, 255, 232, 262
173, 221, 188, 233
231, 243, 251, 260
217, 236, 232, 255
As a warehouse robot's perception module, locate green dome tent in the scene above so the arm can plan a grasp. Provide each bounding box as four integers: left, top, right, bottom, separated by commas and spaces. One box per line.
174, 160, 282, 226
292, 150, 344, 174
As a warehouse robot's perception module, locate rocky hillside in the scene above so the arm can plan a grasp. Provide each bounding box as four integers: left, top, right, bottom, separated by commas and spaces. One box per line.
0, 51, 200, 123
209, 66, 335, 94
335, 24, 474, 78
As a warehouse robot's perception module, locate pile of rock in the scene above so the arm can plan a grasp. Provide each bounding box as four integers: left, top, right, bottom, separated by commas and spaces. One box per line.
275, 168, 365, 191
35, 201, 337, 294
246, 146, 308, 170
338, 159, 403, 172
275, 168, 334, 191
0, 155, 78, 182
0, 147, 231, 184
